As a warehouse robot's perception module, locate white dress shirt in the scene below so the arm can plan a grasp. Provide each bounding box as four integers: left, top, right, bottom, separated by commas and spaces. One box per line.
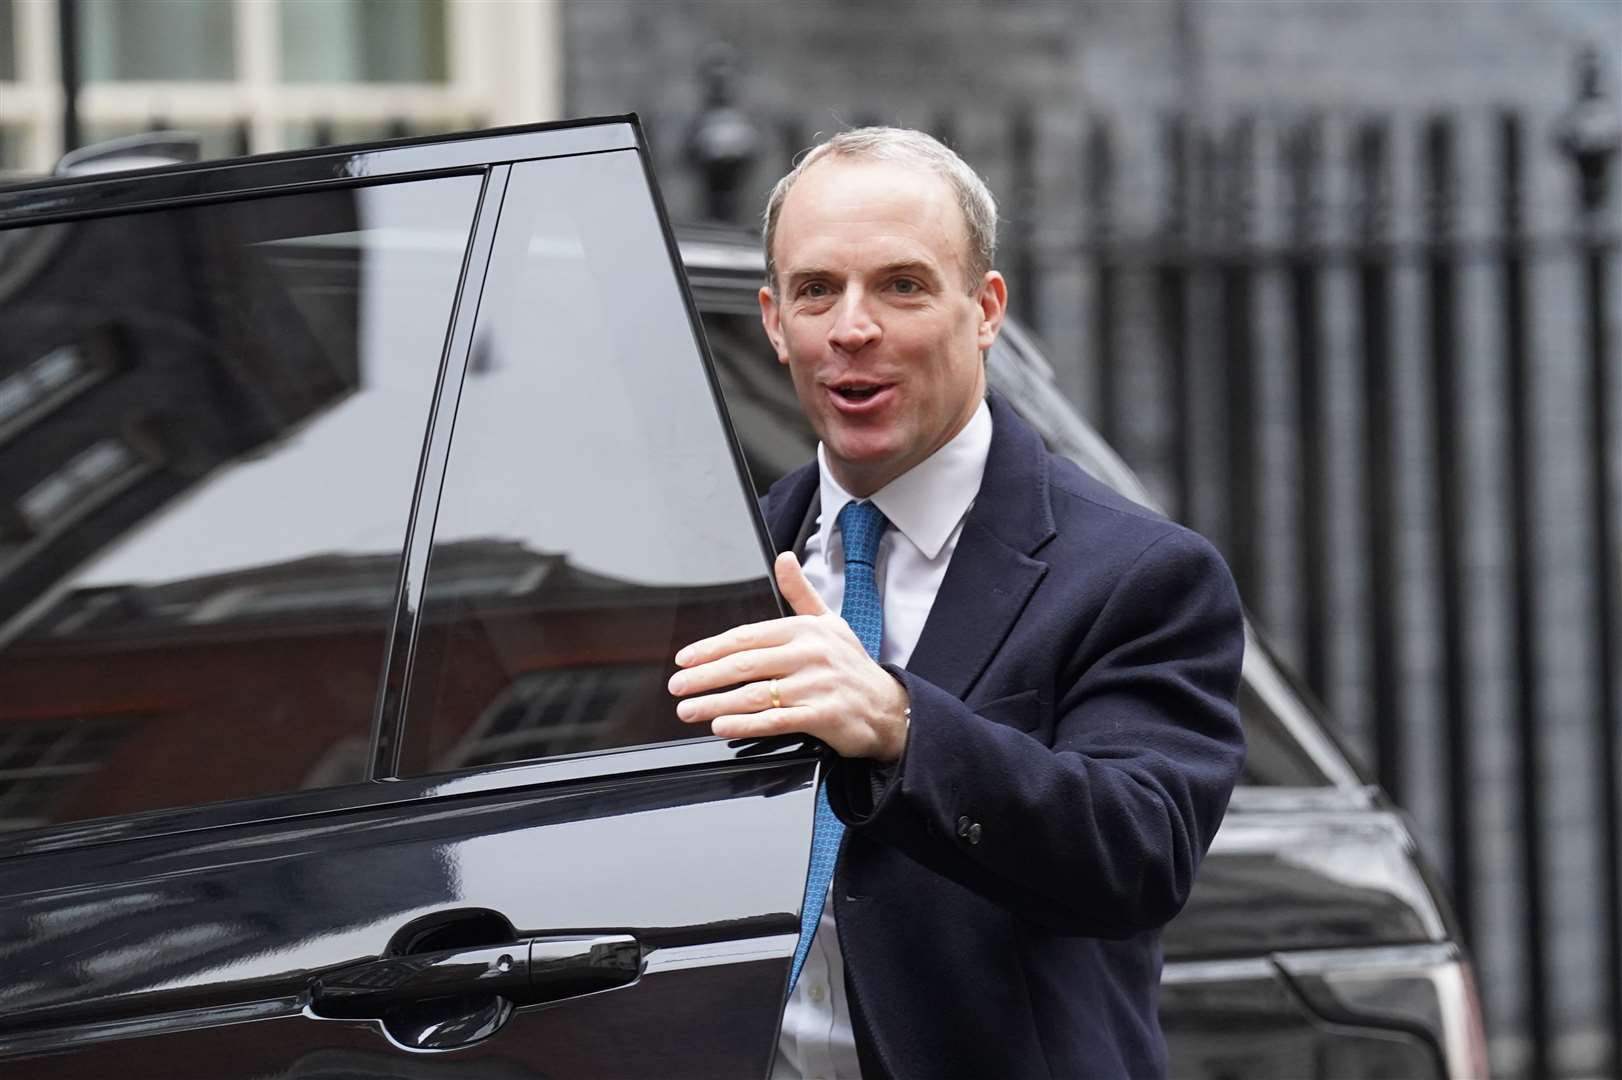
771, 399, 993, 1080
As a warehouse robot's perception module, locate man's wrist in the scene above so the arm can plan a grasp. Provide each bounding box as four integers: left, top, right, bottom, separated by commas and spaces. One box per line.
876, 672, 912, 763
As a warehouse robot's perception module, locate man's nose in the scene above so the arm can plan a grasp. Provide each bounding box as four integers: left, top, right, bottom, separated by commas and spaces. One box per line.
828, 291, 882, 353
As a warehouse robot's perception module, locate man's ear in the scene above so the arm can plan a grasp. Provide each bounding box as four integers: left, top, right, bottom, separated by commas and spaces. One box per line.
974, 271, 1008, 351
759, 285, 790, 364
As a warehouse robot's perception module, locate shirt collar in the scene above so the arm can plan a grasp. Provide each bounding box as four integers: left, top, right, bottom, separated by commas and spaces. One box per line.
815, 397, 993, 561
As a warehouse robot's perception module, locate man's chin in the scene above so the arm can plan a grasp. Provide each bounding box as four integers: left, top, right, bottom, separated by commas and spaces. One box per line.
824, 440, 914, 495
825, 433, 898, 465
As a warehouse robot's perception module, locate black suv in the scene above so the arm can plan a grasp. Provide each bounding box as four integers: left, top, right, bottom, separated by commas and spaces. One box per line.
0, 118, 1485, 1078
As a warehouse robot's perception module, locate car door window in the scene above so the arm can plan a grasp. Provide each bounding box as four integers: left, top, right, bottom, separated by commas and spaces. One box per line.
0, 174, 483, 830
395, 151, 780, 776
700, 311, 818, 494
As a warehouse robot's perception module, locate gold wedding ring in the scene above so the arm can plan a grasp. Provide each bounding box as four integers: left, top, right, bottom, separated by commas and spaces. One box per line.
769, 678, 782, 710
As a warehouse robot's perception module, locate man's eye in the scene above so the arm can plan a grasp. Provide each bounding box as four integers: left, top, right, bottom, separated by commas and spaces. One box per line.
800, 282, 830, 299
892, 278, 921, 294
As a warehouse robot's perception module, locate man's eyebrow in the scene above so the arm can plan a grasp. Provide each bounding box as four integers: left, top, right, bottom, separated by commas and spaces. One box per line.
783, 267, 836, 285
783, 260, 944, 285
874, 259, 942, 280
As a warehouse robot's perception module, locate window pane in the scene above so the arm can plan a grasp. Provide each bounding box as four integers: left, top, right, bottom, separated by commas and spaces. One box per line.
398, 150, 779, 775
1237, 680, 1332, 786
701, 310, 818, 495
0, 0, 16, 82
0, 127, 22, 177
280, 0, 447, 83
82, 0, 235, 81
0, 173, 485, 831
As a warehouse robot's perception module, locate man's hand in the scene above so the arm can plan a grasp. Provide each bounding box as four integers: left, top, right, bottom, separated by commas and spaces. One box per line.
668, 551, 911, 762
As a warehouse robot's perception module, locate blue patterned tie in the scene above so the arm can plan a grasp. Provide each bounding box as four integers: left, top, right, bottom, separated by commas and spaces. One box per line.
788, 499, 888, 991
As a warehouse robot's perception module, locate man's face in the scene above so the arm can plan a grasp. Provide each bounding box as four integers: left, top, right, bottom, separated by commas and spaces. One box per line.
759, 158, 1007, 497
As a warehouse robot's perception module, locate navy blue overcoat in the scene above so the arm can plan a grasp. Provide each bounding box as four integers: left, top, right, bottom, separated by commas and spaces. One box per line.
761, 392, 1246, 1080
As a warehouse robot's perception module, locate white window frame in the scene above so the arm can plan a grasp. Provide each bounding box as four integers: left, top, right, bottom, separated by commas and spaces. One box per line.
1, 0, 561, 178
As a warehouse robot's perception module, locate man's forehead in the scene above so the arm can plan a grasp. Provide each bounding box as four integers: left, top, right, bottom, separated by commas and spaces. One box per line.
774, 158, 971, 272
779, 228, 942, 266
782, 157, 958, 222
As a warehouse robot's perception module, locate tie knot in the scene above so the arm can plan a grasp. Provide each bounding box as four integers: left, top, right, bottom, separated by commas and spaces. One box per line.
837, 500, 888, 568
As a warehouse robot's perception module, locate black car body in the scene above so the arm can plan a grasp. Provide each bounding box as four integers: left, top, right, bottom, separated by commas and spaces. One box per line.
0, 118, 1486, 1078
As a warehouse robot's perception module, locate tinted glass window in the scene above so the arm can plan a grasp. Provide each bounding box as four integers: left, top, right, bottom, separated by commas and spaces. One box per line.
1236, 681, 1333, 786
702, 311, 817, 495
1233, 643, 1342, 787
82, 0, 236, 81
0, 128, 21, 177
0, 0, 14, 82
0, 174, 483, 831
397, 151, 780, 775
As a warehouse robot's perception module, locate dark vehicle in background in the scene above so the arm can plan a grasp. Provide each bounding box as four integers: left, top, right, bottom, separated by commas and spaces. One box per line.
0, 119, 1485, 1078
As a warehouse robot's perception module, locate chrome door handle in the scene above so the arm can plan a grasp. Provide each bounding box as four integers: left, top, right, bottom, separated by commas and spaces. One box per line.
310, 933, 641, 1050
530, 934, 642, 998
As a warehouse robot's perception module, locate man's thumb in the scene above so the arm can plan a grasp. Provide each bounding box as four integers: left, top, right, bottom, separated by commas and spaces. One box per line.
775, 551, 830, 616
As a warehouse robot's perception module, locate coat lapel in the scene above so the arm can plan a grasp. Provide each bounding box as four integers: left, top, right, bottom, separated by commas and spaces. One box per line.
905, 394, 1055, 701
761, 395, 1055, 703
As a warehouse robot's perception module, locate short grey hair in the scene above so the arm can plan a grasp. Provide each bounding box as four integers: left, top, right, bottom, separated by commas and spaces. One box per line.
762, 126, 999, 293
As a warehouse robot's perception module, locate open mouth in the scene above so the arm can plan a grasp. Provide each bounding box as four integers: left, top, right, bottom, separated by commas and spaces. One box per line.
831, 383, 890, 402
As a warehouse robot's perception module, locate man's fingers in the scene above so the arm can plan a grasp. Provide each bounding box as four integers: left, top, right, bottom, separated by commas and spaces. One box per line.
675, 679, 784, 724
775, 551, 830, 617
668, 643, 801, 697
674, 616, 797, 668
710, 707, 818, 741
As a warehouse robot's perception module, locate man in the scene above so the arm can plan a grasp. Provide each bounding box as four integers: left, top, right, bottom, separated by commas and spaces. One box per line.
668, 128, 1245, 1079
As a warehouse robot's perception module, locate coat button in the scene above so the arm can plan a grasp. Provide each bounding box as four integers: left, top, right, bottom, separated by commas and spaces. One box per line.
956, 815, 971, 838
967, 823, 982, 845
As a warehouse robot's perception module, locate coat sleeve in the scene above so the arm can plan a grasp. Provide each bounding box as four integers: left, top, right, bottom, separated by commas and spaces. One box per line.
826, 526, 1246, 937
